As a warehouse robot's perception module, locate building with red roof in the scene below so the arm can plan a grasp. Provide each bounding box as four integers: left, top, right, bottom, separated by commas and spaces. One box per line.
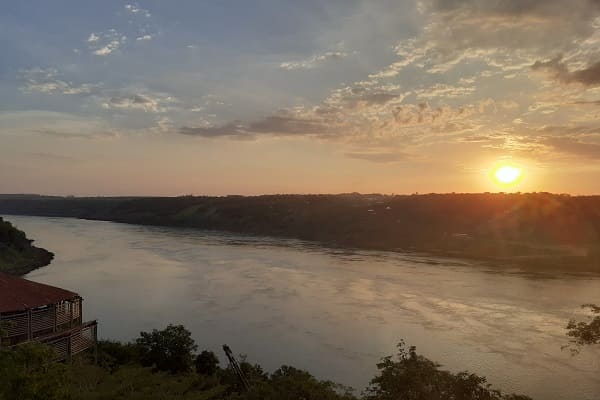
0, 272, 97, 360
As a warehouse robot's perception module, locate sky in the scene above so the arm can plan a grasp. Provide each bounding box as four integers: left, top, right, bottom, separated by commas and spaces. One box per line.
1, 0, 600, 196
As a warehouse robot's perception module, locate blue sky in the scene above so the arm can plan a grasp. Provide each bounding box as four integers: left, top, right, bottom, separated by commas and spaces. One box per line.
1, 1, 600, 195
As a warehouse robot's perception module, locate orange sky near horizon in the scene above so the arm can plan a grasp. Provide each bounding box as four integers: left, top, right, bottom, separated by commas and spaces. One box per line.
1, 1, 599, 196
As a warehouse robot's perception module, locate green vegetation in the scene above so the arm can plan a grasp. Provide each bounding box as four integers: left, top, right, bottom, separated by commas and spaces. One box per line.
0, 216, 53, 275
0, 324, 532, 400
363, 341, 531, 400
1, 192, 599, 271
566, 304, 600, 353
136, 324, 198, 373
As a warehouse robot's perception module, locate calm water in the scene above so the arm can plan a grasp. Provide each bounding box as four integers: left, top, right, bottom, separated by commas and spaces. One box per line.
6, 215, 600, 400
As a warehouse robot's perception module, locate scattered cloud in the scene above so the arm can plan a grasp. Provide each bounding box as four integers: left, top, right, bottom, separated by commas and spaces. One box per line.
20, 68, 102, 95
87, 29, 125, 56
532, 56, 600, 87
544, 136, 600, 159
280, 51, 349, 70
34, 129, 118, 140
124, 3, 151, 18
101, 93, 177, 113
179, 122, 247, 138
345, 151, 408, 163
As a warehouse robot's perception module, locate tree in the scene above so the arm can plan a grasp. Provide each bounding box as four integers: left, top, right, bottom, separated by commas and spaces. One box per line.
195, 350, 219, 376
235, 365, 356, 400
135, 324, 198, 373
566, 304, 600, 352
0, 343, 69, 400
96, 340, 140, 373
363, 341, 531, 400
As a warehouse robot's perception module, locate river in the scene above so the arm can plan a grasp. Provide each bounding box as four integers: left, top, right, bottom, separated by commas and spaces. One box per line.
5, 215, 600, 399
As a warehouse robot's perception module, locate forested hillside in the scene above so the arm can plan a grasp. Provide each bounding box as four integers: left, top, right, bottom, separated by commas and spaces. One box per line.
1, 193, 599, 271
0, 217, 53, 275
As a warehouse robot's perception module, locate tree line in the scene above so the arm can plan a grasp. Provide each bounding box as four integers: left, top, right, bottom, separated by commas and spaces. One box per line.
3, 307, 598, 400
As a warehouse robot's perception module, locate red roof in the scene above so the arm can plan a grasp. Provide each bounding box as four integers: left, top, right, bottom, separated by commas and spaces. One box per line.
0, 272, 79, 313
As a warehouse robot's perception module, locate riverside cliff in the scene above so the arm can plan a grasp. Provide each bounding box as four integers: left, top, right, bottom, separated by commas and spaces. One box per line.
0, 216, 53, 275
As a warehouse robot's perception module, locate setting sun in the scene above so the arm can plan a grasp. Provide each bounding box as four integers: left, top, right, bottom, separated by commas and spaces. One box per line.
494, 165, 522, 185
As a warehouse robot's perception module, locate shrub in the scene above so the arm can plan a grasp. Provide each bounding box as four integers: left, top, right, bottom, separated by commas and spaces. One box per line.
135, 324, 198, 373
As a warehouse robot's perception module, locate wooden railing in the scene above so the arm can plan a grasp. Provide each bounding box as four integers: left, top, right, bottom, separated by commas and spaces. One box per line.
0, 298, 83, 346
39, 320, 98, 361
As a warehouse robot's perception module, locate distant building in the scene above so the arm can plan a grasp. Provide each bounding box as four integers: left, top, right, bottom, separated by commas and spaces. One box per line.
0, 272, 97, 360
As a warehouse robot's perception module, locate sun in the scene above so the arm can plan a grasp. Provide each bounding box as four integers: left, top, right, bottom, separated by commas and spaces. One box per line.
494, 165, 522, 185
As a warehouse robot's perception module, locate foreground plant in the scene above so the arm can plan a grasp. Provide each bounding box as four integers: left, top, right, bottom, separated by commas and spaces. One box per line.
566, 304, 600, 353
363, 341, 531, 400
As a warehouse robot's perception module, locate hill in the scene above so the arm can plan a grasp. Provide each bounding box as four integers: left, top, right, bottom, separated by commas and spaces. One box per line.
1, 193, 599, 272
0, 216, 54, 275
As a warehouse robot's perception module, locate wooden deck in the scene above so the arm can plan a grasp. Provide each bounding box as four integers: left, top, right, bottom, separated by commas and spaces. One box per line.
1, 298, 97, 360
37, 320, 98, 361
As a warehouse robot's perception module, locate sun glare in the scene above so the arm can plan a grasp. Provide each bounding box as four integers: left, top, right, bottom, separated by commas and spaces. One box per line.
494, 165, 522, 185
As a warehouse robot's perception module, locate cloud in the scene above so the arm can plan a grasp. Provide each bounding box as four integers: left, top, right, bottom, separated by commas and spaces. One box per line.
532, 56, 600, 86
34, 130, 118, 140
247, 115, 331, 135
179, 122, 247, 138
0, 110, 116, 140
20, 68, 102, 95
354, 92, 401, 105
101, 93, 176, 113
280, 51, 349, 70
154, 117, 174, 133
422, 0, 600, 51
179, 111, 338, 139
545, 136, 600, 159
94, 41, 121, 56
415, 83, 476, 99
365, 0, 600, 82
124, 3, 151, 18
345, 151, 408, 163
87, 29, 125, 56
136, 34, 152, 41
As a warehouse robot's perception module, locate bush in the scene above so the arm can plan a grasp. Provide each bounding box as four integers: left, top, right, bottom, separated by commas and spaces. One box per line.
363, 341, 531, 400
0, 343, 70, 400
135, 324, 198, 374
195, 350, 220, 376
96, 340, 140, 372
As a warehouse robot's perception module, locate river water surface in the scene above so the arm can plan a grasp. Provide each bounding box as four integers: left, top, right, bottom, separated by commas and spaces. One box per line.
6, 215, 600, 399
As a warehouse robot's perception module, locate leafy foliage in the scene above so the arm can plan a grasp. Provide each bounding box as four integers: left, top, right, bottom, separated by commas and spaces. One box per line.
96, 339, 140, 372
363, 341, 532, 400
566, 304, 600, 352
0, 343, 69, 400
236, 365, 355, 400
196, 350, 220, 376
135, 324, 198, 373
0, 327, 532, 400
66, 361, 225, 400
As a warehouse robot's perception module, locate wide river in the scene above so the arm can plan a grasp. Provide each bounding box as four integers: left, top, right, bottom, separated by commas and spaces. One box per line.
6, 215, 600, 399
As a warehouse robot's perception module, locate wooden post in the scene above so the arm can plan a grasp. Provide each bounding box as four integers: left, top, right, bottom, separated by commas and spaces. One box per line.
69, 300, 73, 328
27, 309, 32, 341
93, 324, 98, 365
78, 298, 83, 324
53, 303, 57, 332
67, 335, 72, 363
